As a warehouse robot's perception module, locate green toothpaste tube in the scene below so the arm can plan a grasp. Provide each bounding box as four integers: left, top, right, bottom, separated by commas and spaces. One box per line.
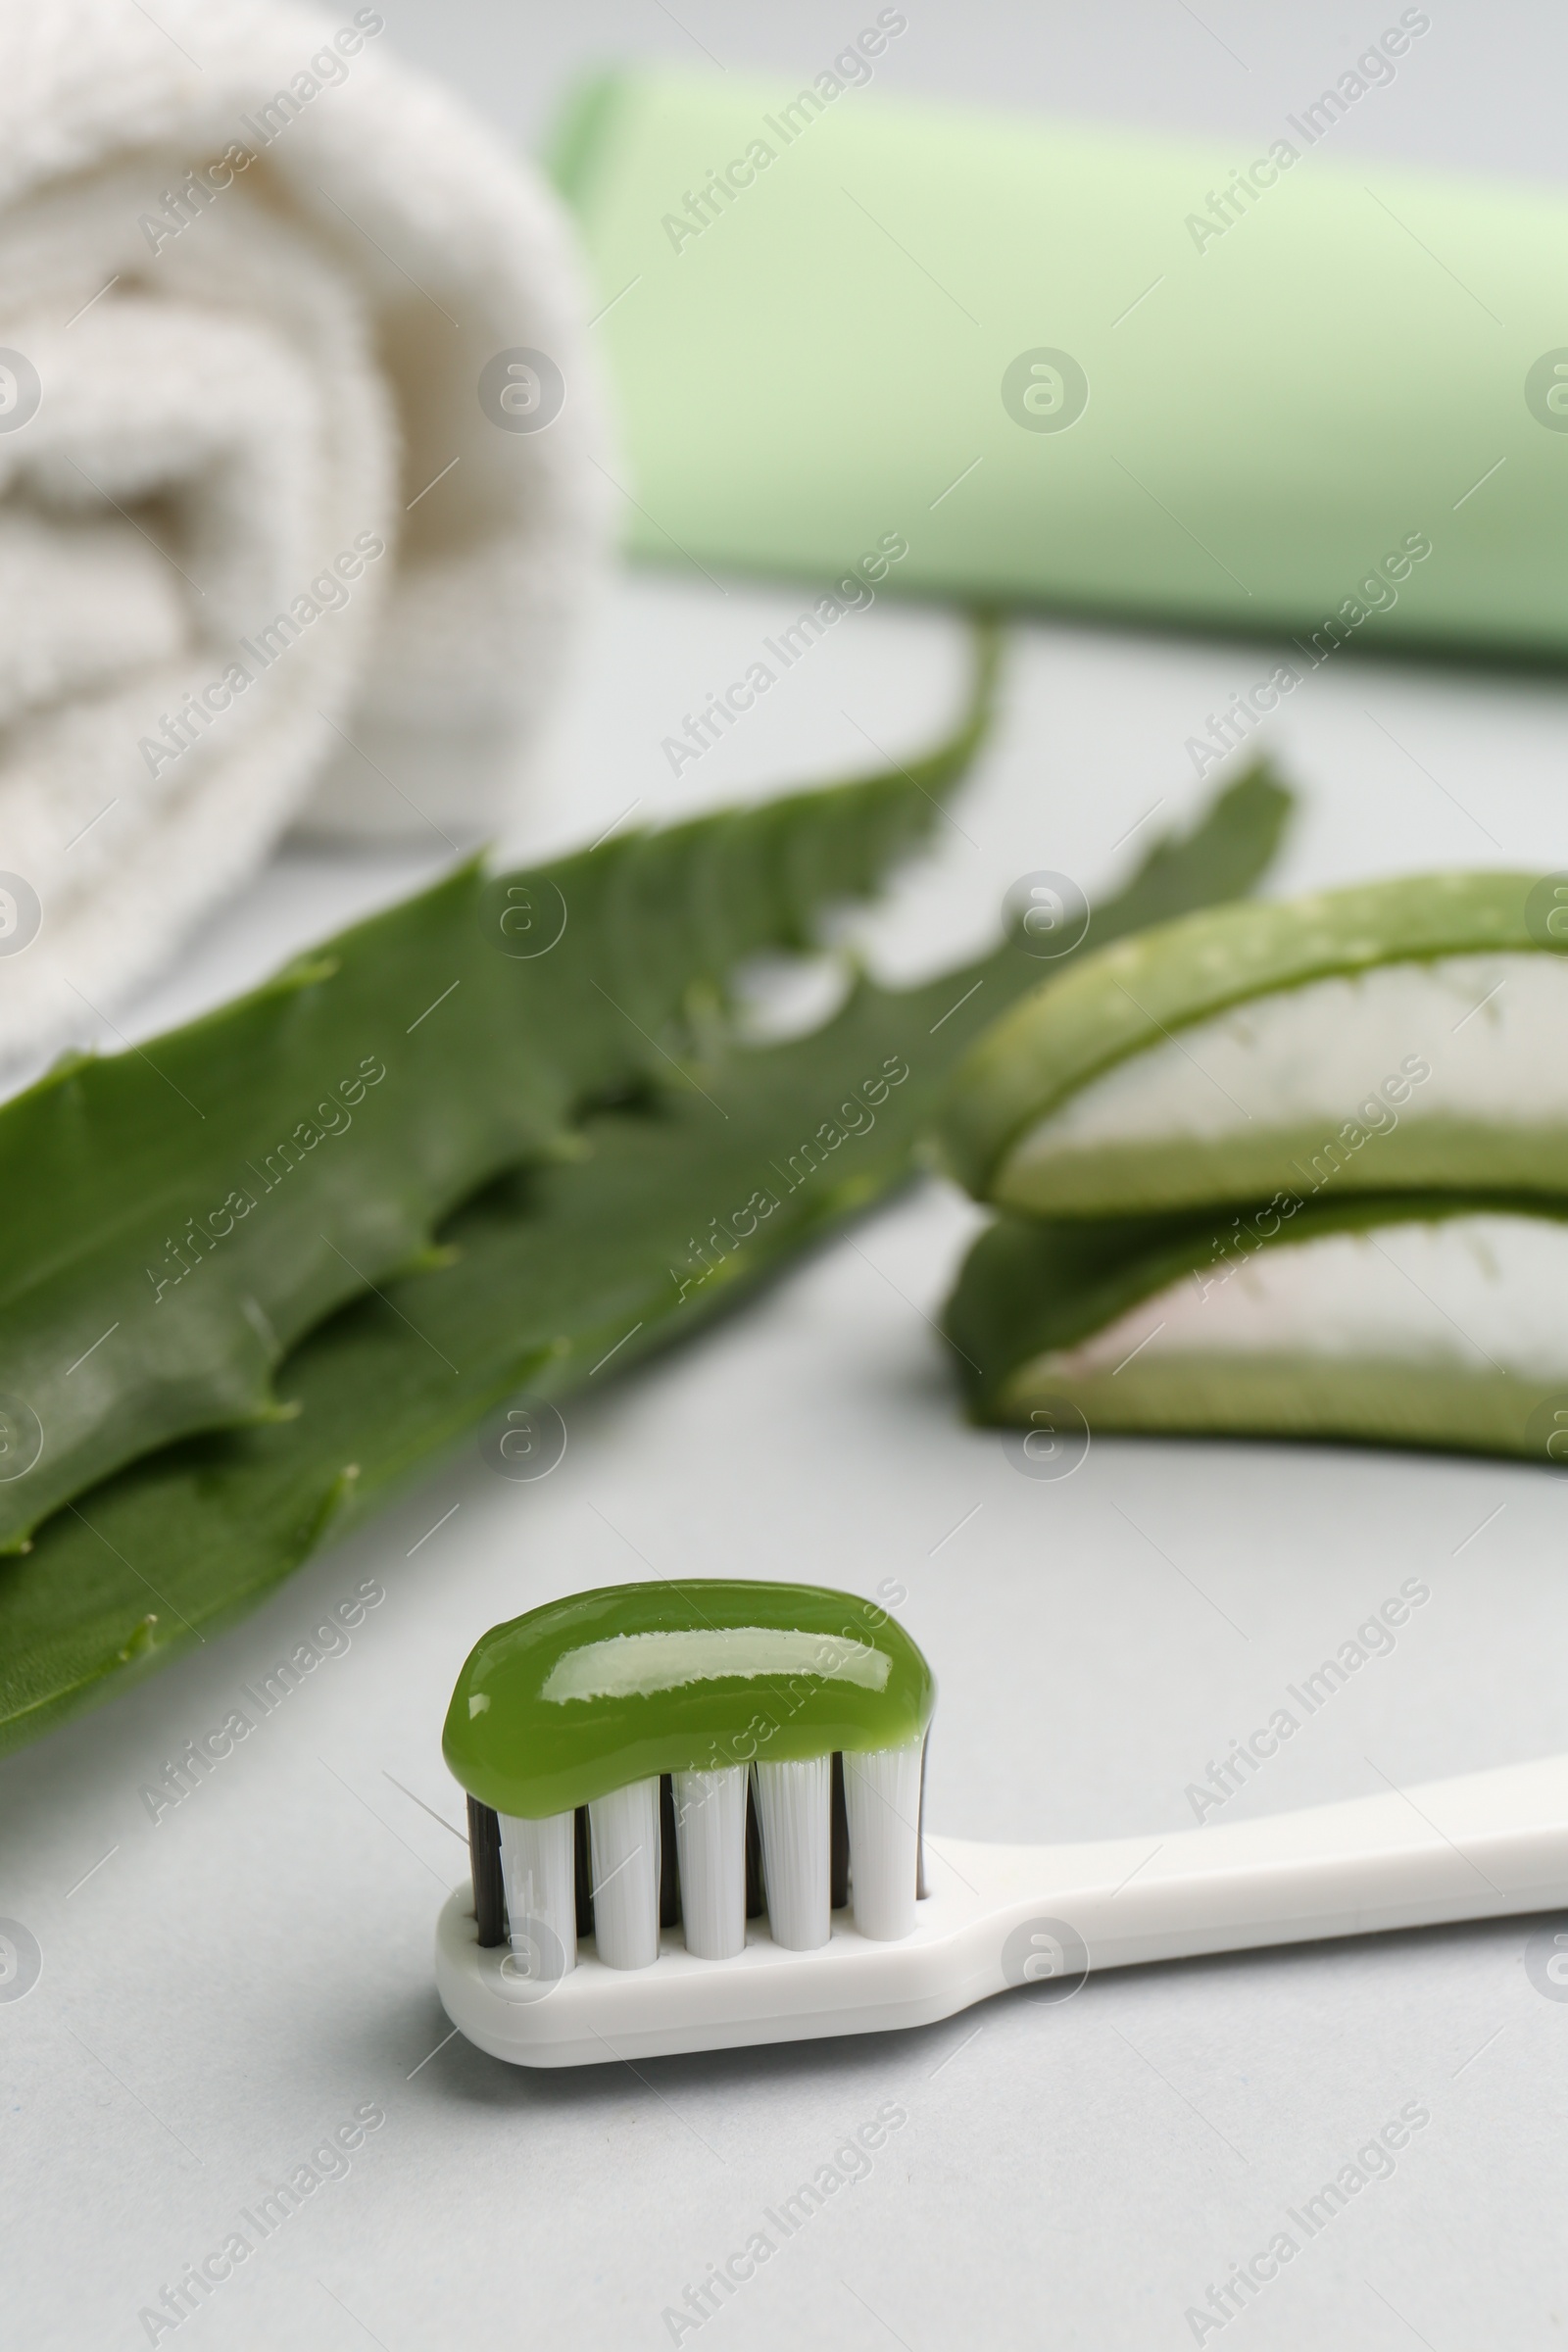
553, 50, 1568, 662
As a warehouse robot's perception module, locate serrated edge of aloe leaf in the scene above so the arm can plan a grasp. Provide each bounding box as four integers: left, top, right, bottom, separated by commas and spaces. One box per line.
939, 867, 1551, 1202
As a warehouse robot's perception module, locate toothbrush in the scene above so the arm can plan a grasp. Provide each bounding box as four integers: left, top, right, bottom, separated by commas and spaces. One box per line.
437, 1579, 1568, 2068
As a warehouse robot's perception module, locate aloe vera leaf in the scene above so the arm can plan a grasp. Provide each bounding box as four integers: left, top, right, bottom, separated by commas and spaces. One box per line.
0, 624, 1001, 1556
937, 866, 1567, 1214
945, 1191, 1568, 1459
0, 765, 1290, 1758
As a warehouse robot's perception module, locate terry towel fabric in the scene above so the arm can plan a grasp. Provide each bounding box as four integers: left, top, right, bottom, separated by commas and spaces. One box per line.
0, 0, 605, 1058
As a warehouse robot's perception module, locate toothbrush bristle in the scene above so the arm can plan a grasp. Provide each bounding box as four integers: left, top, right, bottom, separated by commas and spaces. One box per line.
498, 1809, 576, 1980
587, 1779, 662, 1970
754, 1754, 833, 1950
672, 1765, 748, 1958
843, 1740, 924, 1940
745, 1782, 765, 1920
573, 1805, 594, 1940
830, 1755, 850, 1913
467, 1797, 506, 1949
659, 1777, 682, 1931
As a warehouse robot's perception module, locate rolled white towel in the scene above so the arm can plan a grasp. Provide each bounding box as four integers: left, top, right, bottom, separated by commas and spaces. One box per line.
0, 0, 606, 1056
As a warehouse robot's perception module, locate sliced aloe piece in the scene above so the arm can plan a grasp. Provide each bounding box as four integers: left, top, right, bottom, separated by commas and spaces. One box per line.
939, 869, 1568, 1217
946, 1192, 1568, 1458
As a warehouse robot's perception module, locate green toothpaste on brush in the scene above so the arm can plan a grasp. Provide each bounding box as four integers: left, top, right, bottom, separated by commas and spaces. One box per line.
940, 872, 1568, 1460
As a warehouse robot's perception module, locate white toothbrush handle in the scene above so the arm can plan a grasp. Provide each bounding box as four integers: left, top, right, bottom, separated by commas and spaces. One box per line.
437, 1751, 1568, 2067
937, 1748, 1568, 1981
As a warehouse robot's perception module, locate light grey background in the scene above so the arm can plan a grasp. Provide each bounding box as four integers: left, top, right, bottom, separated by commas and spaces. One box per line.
6, 6, 1568, 2349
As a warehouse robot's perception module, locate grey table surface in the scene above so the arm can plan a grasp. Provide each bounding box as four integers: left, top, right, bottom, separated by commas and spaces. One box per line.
7, 5, 1568, 2347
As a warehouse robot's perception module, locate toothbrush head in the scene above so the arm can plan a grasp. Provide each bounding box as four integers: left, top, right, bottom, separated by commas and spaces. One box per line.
438, 1579, 941, 2064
